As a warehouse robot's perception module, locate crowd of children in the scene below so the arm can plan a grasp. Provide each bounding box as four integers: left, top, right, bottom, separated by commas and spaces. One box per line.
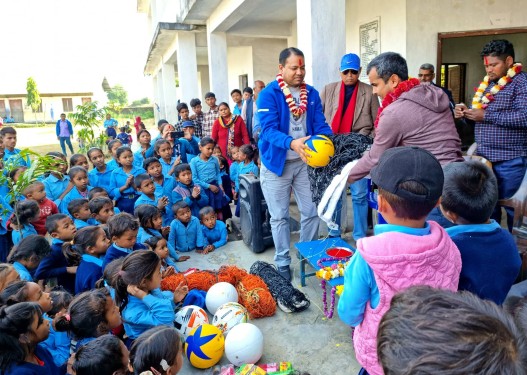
0, 113, 260, 373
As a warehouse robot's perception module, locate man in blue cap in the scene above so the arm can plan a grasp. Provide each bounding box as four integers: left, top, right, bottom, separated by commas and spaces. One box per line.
320, 52, 379, 241
181, 120, 200, 160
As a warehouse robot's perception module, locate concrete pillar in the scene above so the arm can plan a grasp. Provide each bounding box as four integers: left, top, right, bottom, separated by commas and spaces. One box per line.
206, 30, 229, 103
176, 32, 200, 104
155, 70, 165, 122
296, 0, 346, 89
161, 63, 178, 123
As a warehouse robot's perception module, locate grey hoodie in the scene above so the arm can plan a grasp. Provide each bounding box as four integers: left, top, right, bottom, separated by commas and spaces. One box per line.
348, 82, 462, 182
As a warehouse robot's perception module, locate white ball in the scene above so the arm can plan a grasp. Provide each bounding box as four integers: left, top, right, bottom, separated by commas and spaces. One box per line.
224, 323, 264, 366
212, 302, 249, 336
174, 305, 209, 338
205, 282, 239, 315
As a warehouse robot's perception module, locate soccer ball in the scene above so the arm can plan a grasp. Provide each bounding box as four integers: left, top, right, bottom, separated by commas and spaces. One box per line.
185, 324, 225, 369
212, 302, 249, 336
174, 305, 209, 339
304, 135, 335, 168
205, 282, 239, 315
224, 323, 264, 366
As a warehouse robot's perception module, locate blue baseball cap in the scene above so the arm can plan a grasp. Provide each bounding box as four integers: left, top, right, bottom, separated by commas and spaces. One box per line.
182, 121, 194, 128
340, 53, 361, 72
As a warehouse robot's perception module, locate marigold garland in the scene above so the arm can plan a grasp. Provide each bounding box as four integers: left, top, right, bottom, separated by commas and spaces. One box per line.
276, 73, 308, 117
374, 78, 420, 128
472, 63, 522, 109
316, 257, 351, 319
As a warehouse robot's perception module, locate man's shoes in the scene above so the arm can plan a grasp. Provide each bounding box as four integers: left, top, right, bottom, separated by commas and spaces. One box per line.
278, 266, 292, 282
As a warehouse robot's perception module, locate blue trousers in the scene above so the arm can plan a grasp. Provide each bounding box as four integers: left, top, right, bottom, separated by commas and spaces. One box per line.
492, 157, 527, 231
116, 196, 139, 215
59, 137, 74, 156
330, 178, 369, 240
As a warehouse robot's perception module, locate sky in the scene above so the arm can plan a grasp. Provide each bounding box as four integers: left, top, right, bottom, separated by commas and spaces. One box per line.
0, 0, 152, 102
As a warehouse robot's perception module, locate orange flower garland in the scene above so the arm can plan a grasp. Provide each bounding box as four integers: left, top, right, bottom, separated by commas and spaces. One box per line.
472, 63, 522, 109
276, 73, 308, 117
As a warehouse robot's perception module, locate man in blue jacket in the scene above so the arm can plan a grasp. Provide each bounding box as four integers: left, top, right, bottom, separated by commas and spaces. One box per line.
56, 113, 74, 156
257, 47, 333, 281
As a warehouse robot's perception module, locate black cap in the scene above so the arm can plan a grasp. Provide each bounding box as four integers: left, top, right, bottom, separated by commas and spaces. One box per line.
371, 146, 443, 202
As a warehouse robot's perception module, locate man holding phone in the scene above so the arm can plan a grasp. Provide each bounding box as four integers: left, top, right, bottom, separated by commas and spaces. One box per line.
455, 39, 527, 229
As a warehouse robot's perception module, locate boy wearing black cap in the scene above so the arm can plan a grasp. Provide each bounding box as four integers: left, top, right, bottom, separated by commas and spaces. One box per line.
337, 146, 462, 375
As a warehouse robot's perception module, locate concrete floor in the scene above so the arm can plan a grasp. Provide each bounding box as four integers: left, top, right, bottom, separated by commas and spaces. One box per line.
178, 196, 361, 375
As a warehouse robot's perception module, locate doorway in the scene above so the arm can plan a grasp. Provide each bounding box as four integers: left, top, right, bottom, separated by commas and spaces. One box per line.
8, 99, 24, 122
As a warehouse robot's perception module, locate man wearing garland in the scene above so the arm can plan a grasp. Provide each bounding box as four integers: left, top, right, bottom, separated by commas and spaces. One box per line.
346, 52, 462, 184
455, 39, 526, 230
257, 47, 332, 281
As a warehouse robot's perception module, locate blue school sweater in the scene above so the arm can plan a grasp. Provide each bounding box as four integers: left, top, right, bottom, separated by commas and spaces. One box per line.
58, 186, 92, 214
109, 166, 146, 200
75, 254, 103, 294
447, 221, 521, 305
153, 175, 176, 225
88, 166, 113, 192
202, 220, 228, 249
13, 261, 33, 281
73, 218, 97, 229
159, 157, 178, 177
171, 181, 209, 217
235, 161, 259, 192
102, 242, 147, 271
41, 314, 70, 367
168, 217, 204, 252
134, 145, 155, 169
137, 227, 178, 261
34, 239, 76, 294
12, 224, 37, 245
43, 174, 70, 203
106, 158, 119, 172
4, 344, 60, 375
122, 288, 175, 339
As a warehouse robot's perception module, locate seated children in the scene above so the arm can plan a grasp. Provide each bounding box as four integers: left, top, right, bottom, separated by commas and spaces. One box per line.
41, 286, 72, 367
112, 250, 188, 346
134, 173, 169, 214
200, 206, 227, 254
22, 181, 59, 236
8, 235, 51, 281
102, 212, 147, 270
87, 147, 113, 189
218, 155, 233, 221
234, 144, 259, 217
134, 129, 154, 169
144, 157, 176, 225
440, 160, 521, 304
35, 214, 77, 293
72, 335, 130, 375
70, 226, 110, 294
109, 146, 146, 214
337, 147, 462, 375
155, 139, 180, 176
1, 126, 31, 168
117, 126, 133, 145
11, 200, 40, 245
58, 166, 92, 214
70, 153, 90, 170
68, 198, 96, 229
144, 236, 178, 276
42, 151, 71, 203
169, 201, 205, 253
172, 163, 208, 218
106, 139, 123, 172
89, 196, 116, 225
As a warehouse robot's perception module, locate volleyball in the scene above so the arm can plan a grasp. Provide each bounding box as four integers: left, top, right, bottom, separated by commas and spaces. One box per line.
212, 302, 249, 336
205, 282, 239, 315
174, 305, 209, 339
304, 135, 335, 168
184, 324, 225, 369
224, 323, 264, 366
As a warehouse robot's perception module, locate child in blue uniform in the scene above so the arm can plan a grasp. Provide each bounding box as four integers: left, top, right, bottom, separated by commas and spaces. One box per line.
234, 144, 259, 217
11, 200, 40, 245
116, 126, 132, 145
134, 173, 169, 214
144, 236, 178, 276
172, 163, 209, 218
88, 196, 116, 225
155, 139, 180, 176
8, 235, 51, 281
71, 335, 129, 375
134, 129, 154, 169
200, 206, 228, 254
58, 167, 92, 214
109, 146, 146, 214
168, 201, 205, 253
87, 147, 113, 190
102, 213, 146, 271
42, 152, 70, 203
106, 139, 123, 172
41, 287, 72, 368
70, 154, 90, 171
144, 157, 176, 225
68, 198, 96, 229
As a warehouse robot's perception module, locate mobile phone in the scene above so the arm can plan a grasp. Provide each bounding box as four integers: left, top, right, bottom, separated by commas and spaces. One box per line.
171, 131, 184, 139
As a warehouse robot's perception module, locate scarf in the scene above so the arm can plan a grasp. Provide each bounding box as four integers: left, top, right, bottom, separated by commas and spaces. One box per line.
219, 115, 238, 159
374, 78, 420, 128
331, 82, 359, 134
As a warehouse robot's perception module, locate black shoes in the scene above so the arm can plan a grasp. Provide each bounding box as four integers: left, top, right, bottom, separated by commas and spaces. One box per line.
278, 266, 292, 282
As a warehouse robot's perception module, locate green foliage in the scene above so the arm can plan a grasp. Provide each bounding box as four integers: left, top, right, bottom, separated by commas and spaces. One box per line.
130, 97, 150, 106
70, 101, 108, 153
107, 84, 128, 107
26, 77, 41, 113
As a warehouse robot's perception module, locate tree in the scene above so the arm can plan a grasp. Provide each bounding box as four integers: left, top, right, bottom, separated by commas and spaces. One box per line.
130, 97, 150, 106
26, 77, 41, 124
69, 101, 108, 153
107, 84, 128, 107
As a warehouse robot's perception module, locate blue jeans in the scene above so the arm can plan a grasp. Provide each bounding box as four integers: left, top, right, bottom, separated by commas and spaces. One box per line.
59, 136, 74, 156
260, 159, 319, 268
492, 157, 527, 231
330, 178, 368, 240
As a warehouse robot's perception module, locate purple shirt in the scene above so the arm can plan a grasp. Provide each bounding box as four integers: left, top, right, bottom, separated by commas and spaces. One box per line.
59, 120, 70, 137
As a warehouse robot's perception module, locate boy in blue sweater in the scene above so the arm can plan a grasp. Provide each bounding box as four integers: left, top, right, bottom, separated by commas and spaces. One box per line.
199, 206, 227, 254
168, 201, 205, 252
88, 196, 116, 225
34, 214, 78, 293
102, 212, 147, 270
134, 173, 169, 213
68, 198, 96, 229
440, 160, 521, 305
171, 163, 208, 217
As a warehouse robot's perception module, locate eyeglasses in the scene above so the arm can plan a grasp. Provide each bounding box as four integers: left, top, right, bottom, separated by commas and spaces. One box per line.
342, 69, 359, 75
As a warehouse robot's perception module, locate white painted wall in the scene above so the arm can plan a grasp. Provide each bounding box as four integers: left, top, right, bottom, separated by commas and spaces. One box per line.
227, 46, 253, 107
251, 38, 288, 87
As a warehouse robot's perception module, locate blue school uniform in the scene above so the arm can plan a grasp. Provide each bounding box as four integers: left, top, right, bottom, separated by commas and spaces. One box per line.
137, 227, 179, 261
235, 161, 259, 192
3, 148, 31, 168
102, 242, 147, 271
230, 161, 240, 186
34, 239, 75, 294
168, 217, 205, 252
4, 344, 60, 375
106, 158, 119, 172
41, 314, 70, 367
171, 181, 209, 217
159, 157, 178, 176
58, 186, 92, 215
0, 195, 12, 262
173, 139, 190, 163
153, 175, 176, 225
13, 261, 33, 281
202, 220, 228, 249
12, 224, 37, 245
109, 166, 146, 214
134, 146, 155, 169
88, 166, 113, 192
122, 288, 176, 340
75, 254, 103, 294
181, 136, 200, 161
134, 192, 159, 208
190, 156, 226, 209
73, 218, 97, 229
43, 174, 70, 203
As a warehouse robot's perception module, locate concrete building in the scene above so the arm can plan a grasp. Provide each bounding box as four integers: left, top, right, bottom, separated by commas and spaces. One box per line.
137, 0, 527, 125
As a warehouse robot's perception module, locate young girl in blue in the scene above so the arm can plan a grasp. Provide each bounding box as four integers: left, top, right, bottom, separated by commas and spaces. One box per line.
42, 288, 72, 367
58, 167, 92, 214
144, 157, 176, 225
70, 154, 90, 171
217, 155, 233, 221
8, 235, 51, 281
42, 152, 70, 204
11, 200, 40, 245
134, 129, 155, 169
106, 139, 123, 172
234, 144, 259, 217
112, 250, 188, 347
68, 226, 110, 294
199, 206, 228, 254
155, 139, 180, 176
135, 204, 189, 263
190, 137, 228, 220
87, 147, 113, 190
109, 146, 146, 214
144, 236, 179, 276
71, 335, 129, 375
55, 289, 122, 352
